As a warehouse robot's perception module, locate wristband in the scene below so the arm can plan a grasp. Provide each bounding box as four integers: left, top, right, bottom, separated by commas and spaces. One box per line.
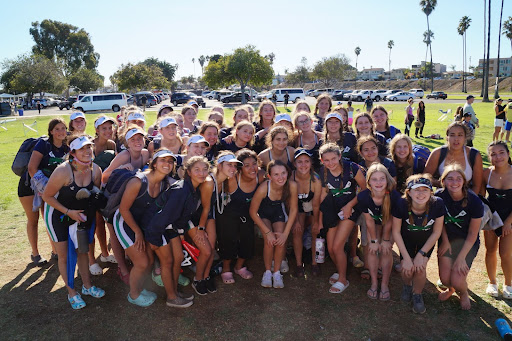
65, 209, 70, 216
370, 239, 378, 244
418, 250, 428, 258
265, 230, 271, 235
198, 226, 205, 231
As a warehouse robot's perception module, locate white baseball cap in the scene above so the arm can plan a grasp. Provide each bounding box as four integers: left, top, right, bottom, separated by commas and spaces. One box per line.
275, 113, 292, 123
125, 128, 146, 141
94, 116, 116, 129
127, 112, 146, 122
70, 136, 93, 151
70, 112, 86, 121
325, 113, 343, 123
217, 154, 243, 164
187, 135, 210, 147
160, 117, 178, 128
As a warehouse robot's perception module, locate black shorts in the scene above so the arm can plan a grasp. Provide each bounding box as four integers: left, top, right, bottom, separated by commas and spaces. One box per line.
18, 173, 34, 197
258, 202, 288, 223
440, 238, 479, 269
43, 202, 74, 242
400, 240, 434, 260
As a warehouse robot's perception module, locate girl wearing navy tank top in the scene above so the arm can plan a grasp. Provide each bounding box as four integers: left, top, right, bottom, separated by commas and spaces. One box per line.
147, 116, 184, 156
482, 141, 512, 299
217, 149, 265, 284
291, 149, 322, 277
42, 135, 105, 310
258, 126, 296, 170
293, 111, 323, 170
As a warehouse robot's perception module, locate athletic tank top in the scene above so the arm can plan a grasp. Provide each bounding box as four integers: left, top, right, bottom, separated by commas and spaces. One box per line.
299, 133, 321, 169
260, 181, 286, 211
268, 148, 294, 169
294, 173, 314, 213
227, 174, 259, 214
486, 167, 512, 222
438, 147, 473, 182
57, 164, 94, 211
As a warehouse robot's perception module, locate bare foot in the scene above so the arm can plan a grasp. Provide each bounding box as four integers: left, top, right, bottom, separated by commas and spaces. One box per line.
460, 292, 471, 310
438, 288, 455, 301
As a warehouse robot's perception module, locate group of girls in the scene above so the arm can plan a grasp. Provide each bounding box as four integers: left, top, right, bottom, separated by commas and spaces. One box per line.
17, 97, 512, 315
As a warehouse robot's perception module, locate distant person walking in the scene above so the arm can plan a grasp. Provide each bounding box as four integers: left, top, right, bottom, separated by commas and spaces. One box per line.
415, 101, 426, 138
141, 95, 147, 112
10, 101, 15, 116
364, 96, 373, 113
284, 91, 290, 109
493, 98, 506, 142
36, 101, 41, 114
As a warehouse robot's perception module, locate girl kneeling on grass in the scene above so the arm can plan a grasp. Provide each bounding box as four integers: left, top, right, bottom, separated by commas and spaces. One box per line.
392, 174, 445, 314
250, 160, 298, 289
318, 143, 366, 294
436, 164, 483, 310
42, 135, 105, 310
357, 163, 399, 301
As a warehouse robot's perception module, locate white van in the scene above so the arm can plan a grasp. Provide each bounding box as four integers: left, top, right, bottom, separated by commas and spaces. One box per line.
73, 93, 127, 113
271, 88, 305, 102
409, 89, 425, 99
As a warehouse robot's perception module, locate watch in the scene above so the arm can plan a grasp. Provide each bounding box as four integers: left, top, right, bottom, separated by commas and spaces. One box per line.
198, 226, 206, 231
418, 250, 428, 257
371, 239, 378, 244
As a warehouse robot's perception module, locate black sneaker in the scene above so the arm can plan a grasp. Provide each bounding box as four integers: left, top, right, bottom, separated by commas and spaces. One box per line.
31, 254, 48, 267
401, 284, 413, 302
205, 276, 217, 293
192, 279, 208, 296
412, 293, 426, 314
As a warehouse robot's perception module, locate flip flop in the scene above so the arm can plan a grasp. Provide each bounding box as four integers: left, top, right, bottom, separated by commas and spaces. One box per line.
221, 272, 235, 284
329, 281, 349, 294
360, 269, 370, 280
367, 288, 378, 300
234, 267, 253, 280
329, 272, 339, 285
379, 290, 391, 301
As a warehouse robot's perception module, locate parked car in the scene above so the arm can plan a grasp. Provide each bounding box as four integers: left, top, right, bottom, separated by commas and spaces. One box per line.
269, 88, 305, 102
134, 92, 158, 107
382, 89, 402, 101
426, 91, 447, 100
306, 89, 316, 96
58, 96, 78, 110
313, 88, 335, 97
46, 97, 60, 106
387, 92, 415, 101
201, 91, 211, 98
187, 92, 206, 107
409, 89, 425, 99
23, 98, 49, 110
351, 90, 373, 102
257, 92, 272, 101
171, 92, 205, 107
332, 90, 352, 101
342, 90, 358, 100
73, 93, 127, 112
221, 92, 250, 103
371, 90, 388, 101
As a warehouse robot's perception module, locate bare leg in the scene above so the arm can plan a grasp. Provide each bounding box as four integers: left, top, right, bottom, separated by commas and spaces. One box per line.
484, 230, 499, 285
169, 237, 184, 294
292, 215, 305, 266
272, 222, 286, 272
187, 227, 212, 281
19, 196, 40, 257
438, 256, 455, 301
326, 227, 338, 268
54, 241, 76, 297
412, 268, 427, 294
108, 223, 129, 276
499, 233, 512, 286
95, 212, 109, 257
451, 271, 471, 310
152, 243, 177, 300
125, 244, 150, 299
261, 219, 274, 271
332, 220, 355, 285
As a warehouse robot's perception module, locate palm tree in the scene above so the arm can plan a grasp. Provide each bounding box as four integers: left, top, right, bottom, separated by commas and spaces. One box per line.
191, 58, 195, 78
494, 0, 504, 99
354, 46, 361, 88
423, 30, 434, 89
420, 0, 437, 91
503, 17, 512, 91
483, 0, 491, 102
481, 0, 487, 97
458, 16, 471, 93
198, 55, 206, 76
387, 40, 394, 80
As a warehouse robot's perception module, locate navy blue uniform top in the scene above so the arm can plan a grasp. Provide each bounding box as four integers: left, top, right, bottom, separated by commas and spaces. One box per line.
33, 139, 69, 177
357, 189, 401, 225
220, 138, 247, 153
341, 132, 358, 163
359, 156, 397, 178
220, 127, 233, 139
318, 161, 360, 210
435, 188, 483, 243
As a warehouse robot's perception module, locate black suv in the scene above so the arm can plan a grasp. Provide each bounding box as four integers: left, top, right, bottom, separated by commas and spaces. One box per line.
221, 92, 250, 103
58, 96, 78, 110
171, 92, 205, 107
426, 91, 448, 100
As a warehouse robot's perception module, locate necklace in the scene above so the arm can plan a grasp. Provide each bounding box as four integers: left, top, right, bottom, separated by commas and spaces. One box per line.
212, 174, 227, 215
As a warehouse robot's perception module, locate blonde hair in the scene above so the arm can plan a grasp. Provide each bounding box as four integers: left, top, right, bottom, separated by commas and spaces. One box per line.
440, 164, 469, 207
234, 120, 255, 147
366, 163, 396, 225
389, 133, 414, 175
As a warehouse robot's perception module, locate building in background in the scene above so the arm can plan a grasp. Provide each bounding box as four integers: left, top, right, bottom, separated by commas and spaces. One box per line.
477, 57, 512, 77
358, 68, 385, 80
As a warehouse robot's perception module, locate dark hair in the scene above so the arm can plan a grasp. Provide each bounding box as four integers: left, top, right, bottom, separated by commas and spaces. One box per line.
199, 121, 220, 136
356, 135, 379, 157
266, 159, 290, 204
67, 133, 93, 171
149, 148, 176, 177
266, 125, 292, 148
48, 118, 67, 145
323, 113, 345, 147
314, 94, 332, 115
446, 121, 468, 138
236, 148, 260, 167
403, 173, 434, 227
488, 140, 512, 165
184, 156, 210, 181
354, 112, 375, 139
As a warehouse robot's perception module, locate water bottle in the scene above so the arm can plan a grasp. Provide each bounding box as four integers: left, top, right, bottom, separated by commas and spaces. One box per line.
315, 237, 325, 264
76, 222, 89, 254
495, 318, 512, 340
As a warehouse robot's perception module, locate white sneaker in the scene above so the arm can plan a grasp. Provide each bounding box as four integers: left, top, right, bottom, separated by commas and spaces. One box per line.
486, 283, 499, 298
261, 270, 272, 288
503, 284, 512, 299
100, 254, 118, 264
273, 271, 284, 289
281, 259, 289, 273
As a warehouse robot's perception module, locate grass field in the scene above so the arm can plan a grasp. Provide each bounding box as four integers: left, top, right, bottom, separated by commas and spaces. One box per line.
0, 102, 511, 340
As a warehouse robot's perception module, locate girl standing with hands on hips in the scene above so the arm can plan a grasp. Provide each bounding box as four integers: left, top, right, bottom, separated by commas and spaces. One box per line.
250, 160, 298, 289
392, 175, 445, 314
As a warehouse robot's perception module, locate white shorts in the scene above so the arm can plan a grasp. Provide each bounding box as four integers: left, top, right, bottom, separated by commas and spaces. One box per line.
495, 118, 505, 128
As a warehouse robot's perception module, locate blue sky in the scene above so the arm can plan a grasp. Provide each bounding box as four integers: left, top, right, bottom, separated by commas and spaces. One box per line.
1, 0, 511, 85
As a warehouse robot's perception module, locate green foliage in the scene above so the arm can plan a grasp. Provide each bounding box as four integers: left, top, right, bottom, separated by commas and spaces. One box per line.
110, 63, 170, 92
419, 0, 437, 17
141, 57, 177, 83
313, 54, 352, 87
68, 68, 103, 93
2, 54, 66, 97
29, 19, 99, 75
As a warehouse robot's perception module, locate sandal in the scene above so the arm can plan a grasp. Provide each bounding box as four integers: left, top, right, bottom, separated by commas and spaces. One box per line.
311, 264, 321, 277
221, 272, 235, 284
329, 281, 349, 294
329, 273, 339, 285
31, 254, 48, 267
117, 267, 130, 285
351, 256, 364, 268
360, 269, 370, 280
152, 271, 164, 287
127, 292, 156, 307
379, 290, 391, 301
100, 254, 118, 264
367, 288, 378, 300
178, 274, 190, 287
81, 285, 105, 298
234, 267, 253, 280
141, 289, 157, 300
68, 294, 86, 310
89, 263, 103, 276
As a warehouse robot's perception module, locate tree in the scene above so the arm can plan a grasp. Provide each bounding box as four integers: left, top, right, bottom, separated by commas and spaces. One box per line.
503, 16, 512, 91
481, 0, 487, 97
110, 63, 170, 92
494, 0, 504, 98
312, 54, 352, 87
423, 30, 434, 89
458, 16, 471, 93
387, 40, 394, 80
483, 0, 492, 102
198, 55, 206, 76
141, 57, 177, 83
29, 19, 99, 76
203, 45, 273, 103
354, 47, 361, 87
208, 54, 222, 63
265, 53, 276, 65
420, 0, 437, 91
1, 54, 66, 100
286, 57, 311, 87
68, 68, 103, 93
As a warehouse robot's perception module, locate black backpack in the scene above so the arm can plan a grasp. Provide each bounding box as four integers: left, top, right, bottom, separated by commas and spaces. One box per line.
102, 170, 147, 220
11, 136, 48, 176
